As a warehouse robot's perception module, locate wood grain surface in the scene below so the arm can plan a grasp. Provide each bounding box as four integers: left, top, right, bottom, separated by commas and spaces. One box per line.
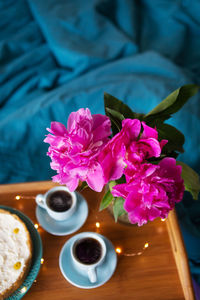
0, 181, 192, 300
167, 210, 195, 300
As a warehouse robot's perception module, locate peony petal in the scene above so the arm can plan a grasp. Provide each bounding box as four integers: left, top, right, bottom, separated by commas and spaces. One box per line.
146, 206, 161, 221
50, 122, 67, 136
67, 108, 92, 132
92, 115, 111, 142
160, 139, 168, 150
128, 209, 148, 226
124, 191, 142, 212
141, 122, 158, 139
122, 119, 141, 140
139, 138, 161, 158
159, 157, 183, 181
111, 184, 128, 199
86, 163, 105, 192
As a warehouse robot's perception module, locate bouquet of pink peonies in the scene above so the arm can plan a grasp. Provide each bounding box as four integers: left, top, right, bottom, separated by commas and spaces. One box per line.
44, 84, 200, 226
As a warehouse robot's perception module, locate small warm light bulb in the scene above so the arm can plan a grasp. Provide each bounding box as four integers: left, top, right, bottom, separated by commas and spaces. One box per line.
95, 222, 100, 228
137, 252, 142, 256
116, 247, 122, 254
161, 218, 166, 222
41, 258, 44, 264
21, 286, 27, 294
34, 224, 39, 229
144, 242, 149, 249
15, 195, 21, 200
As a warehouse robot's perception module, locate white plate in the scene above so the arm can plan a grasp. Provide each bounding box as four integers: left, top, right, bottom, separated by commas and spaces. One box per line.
59, 232, 117, 289
36, 192, 88, 236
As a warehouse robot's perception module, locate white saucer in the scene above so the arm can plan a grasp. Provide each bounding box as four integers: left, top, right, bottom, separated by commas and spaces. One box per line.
59, 232, 117, 289
36, 192, 88, 236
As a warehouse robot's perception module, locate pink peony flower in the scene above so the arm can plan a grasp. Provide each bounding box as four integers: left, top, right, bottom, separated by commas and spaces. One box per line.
99, 118, 167, 183
44, 108, 111, 192
97, 119, 141, 183
126, 121, 168, 165
111, 158, 184, 226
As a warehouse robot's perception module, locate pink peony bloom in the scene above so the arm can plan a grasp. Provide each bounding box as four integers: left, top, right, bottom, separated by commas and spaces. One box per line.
111, 158, 184, 226
44, 108, 111, 192
126, 121, 168, 165
99, 118, 167, 183
98, 119, 141, 183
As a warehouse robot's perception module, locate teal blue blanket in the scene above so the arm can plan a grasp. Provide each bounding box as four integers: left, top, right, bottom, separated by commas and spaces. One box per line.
0, 0, 200, 293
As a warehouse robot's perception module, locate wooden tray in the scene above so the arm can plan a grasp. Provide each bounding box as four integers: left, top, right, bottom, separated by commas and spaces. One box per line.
0, 181, 195, 300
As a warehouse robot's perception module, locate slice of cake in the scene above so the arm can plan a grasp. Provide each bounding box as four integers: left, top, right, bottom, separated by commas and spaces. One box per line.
0, 209, 32, 299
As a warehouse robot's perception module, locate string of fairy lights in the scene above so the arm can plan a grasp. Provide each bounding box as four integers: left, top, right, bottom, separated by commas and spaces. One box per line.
13, 194, 166, 295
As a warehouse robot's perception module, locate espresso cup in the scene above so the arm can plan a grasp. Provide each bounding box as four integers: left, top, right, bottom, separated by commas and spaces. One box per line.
35, 186, 77, 221
71, 232, 106, 283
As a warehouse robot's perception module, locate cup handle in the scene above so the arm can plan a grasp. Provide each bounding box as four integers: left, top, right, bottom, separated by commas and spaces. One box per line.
36, 194, 46, 209
88, 267, 97, 283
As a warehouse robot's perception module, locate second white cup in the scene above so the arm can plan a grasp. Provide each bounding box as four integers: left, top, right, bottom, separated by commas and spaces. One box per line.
71, 232, 106, 283
35, 186, 77, 221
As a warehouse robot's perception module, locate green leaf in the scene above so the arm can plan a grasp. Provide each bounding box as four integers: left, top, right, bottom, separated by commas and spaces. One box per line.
113, 197, 126, 222
106, 113, 122, 135
104, 93, 144, 119
105, 107, 125, 122
104, 93, 135, 118
156, 123, 185, 153
79, 181, 88, 191
105, 107, 124, 135
144, 84, 199, 123
104, 92, 145, 135
108, 181, 117, 191
116, 174, 126, 184
177, 161, 200, 200
99, 189, 114, 211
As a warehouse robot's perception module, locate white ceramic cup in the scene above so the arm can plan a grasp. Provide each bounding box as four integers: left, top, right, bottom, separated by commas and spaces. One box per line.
71, 232, 106, 283
35, 186, 77, 221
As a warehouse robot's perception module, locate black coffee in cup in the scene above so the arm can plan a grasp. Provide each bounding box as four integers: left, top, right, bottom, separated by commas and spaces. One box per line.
74, 238, 102, 265
47, 191, 72, 212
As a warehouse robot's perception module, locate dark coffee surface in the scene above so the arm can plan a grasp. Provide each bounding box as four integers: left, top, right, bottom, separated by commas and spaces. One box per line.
47, 190, 72, 212
74, 238, 102, 265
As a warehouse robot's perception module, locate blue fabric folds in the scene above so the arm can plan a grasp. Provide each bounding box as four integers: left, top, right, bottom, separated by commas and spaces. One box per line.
0, 0, 200, 293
